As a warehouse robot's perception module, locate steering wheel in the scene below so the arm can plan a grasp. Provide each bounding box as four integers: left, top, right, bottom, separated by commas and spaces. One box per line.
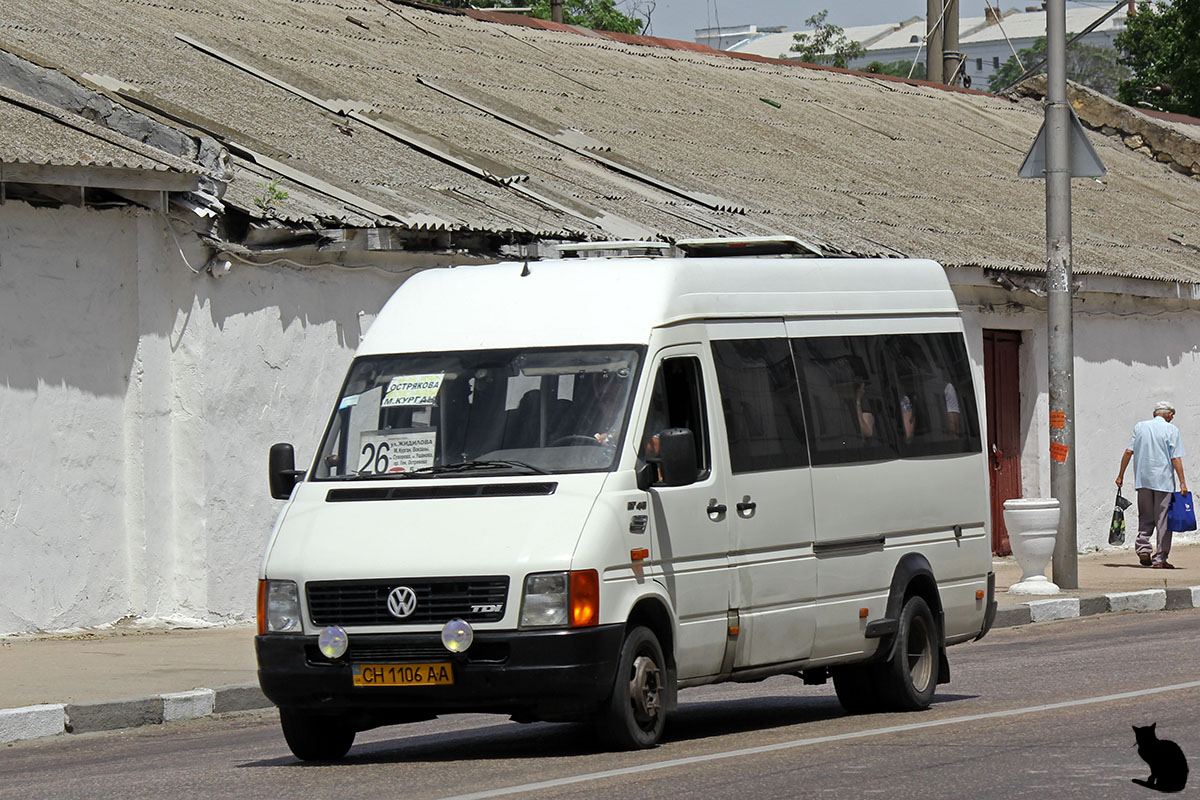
550, 435, 603, 447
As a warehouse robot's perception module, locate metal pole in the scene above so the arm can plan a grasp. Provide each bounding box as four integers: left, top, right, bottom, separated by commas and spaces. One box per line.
926, 0, 944, 84
1045, 0, 1078, 588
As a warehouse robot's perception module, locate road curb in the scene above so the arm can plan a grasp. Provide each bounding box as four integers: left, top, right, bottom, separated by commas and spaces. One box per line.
0, 683, 270, 744
0, 704, 66, 743
990, 586, 1200, 632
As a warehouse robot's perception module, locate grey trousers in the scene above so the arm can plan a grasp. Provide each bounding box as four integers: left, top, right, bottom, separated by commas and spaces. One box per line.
1136, 488, 1173, 565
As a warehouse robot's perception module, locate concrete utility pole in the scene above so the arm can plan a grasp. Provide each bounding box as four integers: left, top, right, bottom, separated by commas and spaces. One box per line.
926, 0, 944, 83
927, 0, 961, 85
1045, 0, 1078, 588
942, 0, 960, 85
551, 0, 563, 24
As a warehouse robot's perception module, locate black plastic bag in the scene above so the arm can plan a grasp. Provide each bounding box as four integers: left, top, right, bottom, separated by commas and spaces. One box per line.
1109, 488, 1131, 545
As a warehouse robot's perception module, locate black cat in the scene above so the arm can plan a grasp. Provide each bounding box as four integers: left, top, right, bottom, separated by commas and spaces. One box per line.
1132, 723, 1188, 793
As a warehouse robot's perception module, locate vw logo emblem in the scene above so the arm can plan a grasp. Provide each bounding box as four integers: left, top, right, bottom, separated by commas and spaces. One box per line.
386, 586, 418, 619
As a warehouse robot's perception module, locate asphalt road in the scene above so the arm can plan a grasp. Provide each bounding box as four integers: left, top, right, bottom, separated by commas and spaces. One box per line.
3, 610, 1199, 800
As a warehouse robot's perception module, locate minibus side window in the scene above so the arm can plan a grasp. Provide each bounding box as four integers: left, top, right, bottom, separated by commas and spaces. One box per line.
792, 336, 899, 466
640, 357, 710, 477
711, 338, 808, 473
793, 333, 981, 466
887, 333, 982, 458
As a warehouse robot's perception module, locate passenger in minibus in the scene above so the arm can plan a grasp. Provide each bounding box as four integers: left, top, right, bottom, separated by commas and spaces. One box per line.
854, 380, 876, 439
945, 382, 962, 437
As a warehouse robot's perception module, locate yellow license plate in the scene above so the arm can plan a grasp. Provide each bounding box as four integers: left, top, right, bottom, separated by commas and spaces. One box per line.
352, 663, 454, 687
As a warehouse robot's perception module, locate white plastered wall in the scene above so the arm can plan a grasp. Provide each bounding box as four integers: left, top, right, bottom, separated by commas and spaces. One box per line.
0, 202, 401, 633
957, 281, 1200, 555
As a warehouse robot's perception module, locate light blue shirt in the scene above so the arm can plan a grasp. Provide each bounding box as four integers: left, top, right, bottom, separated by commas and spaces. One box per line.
1128, 416, 1186, 491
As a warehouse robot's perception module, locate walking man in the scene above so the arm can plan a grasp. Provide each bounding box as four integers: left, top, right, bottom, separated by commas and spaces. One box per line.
1116, 401, 1187, 568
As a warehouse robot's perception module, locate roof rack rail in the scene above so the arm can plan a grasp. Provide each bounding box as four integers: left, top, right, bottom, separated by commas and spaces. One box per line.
553, 241, 673, 258
675, 236, 823, 258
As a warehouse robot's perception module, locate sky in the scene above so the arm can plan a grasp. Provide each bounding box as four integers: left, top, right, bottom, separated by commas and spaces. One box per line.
641, 0, 1122, 41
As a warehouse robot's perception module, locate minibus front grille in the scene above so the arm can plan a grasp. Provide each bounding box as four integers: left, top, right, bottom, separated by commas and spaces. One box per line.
306, 577, 509, 626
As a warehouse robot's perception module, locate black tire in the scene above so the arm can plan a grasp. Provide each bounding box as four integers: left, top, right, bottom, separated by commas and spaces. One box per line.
279, 708, 356, 762
877, 596, 939, 712
831, 663, 882, 715
597, 626, 667, 749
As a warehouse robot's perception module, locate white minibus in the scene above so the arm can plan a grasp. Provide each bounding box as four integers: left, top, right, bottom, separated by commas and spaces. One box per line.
258, 239, 996, 760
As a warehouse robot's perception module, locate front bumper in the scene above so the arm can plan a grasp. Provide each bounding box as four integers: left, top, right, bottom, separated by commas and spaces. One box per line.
256, 624, 625, 721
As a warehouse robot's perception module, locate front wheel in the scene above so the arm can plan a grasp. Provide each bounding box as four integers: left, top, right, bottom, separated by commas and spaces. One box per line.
279, 708, 356, 762
597, 626, 667, 749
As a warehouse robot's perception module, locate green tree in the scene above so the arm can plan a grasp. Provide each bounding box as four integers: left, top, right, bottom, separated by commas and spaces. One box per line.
863, 60, 927, 81
1116, 0, 1200, 115
789, 10, 866, 69
988, 35, 1129, 97
452, 0, 644, 34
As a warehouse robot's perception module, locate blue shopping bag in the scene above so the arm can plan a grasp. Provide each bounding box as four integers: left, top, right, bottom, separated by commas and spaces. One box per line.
1168, 491, 1197, 532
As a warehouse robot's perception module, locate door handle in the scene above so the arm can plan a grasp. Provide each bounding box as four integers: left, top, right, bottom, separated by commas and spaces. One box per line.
736, 496, 757, 518
707, 500, 727, 518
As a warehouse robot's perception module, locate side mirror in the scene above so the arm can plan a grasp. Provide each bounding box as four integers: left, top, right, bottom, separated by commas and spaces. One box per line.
648, 427, 698, 488
269, 443, 305, 499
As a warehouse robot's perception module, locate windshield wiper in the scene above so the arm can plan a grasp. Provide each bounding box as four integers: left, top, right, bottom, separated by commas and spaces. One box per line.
409, 459, 550, 476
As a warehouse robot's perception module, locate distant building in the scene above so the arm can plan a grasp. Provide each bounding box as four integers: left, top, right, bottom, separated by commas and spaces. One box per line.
694, 24, 789, 52
722, 6, 1128, 87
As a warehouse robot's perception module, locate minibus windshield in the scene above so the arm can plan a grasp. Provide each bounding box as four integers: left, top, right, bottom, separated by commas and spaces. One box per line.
313, 347, 643, 479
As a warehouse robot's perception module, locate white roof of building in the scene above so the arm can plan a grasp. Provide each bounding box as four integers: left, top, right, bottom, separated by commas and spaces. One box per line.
727, 22, 911, 59
730, 6, 1129, 61
866, 17, 949, 51
961, 6, 1127, 43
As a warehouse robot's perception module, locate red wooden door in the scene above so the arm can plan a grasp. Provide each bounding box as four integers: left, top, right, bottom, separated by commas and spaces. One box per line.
984, 330, 1022, 556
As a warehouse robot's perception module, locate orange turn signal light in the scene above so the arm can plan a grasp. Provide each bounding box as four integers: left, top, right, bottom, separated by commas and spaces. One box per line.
977, 590, 986, 600
631, 548, 649, 562
569, 569, 599, 627
256, 579, 267, 635
728, 625, 740, 637
859, 607, 869, 619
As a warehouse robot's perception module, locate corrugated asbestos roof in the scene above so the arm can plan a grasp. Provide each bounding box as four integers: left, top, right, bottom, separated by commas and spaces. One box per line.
0, 83, 201, 179
1, 0, 1199, 282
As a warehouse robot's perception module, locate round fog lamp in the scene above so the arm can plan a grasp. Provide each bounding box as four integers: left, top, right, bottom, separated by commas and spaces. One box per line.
441, 619, 474, 653
318, 625, 349, 660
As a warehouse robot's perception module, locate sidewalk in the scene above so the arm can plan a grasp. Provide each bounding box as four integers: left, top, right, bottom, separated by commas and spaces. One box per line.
2, 543, 1199, 744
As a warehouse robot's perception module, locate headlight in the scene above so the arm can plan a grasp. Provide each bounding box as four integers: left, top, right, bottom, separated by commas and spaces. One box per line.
261, 579, 301, 633
519, 572, 569, 628
519, 570, 599, 629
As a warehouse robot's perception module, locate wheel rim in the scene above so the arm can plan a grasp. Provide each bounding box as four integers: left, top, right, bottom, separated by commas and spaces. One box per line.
628, 653, 662, 730
906, 615, 933, 692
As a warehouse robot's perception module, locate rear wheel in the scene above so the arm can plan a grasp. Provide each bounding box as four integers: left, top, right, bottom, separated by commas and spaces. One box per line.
597, 626, 667, 749
279, 708, 356, 761
833, 595, 939, 715
877, 596, 939, 711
